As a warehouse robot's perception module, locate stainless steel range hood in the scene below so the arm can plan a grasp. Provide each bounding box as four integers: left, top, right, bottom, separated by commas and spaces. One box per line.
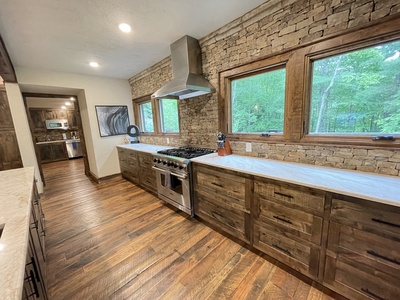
151, 35, 215, 100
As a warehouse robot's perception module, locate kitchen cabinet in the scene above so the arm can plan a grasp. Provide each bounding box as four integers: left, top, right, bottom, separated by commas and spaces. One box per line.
252, 179, 326, 279
193, 164, 251, 243
29, 108, 77, 131
38, 142, 68, 163
117, 147, 139, 184
29, 109, 46, 131
67, 110, 78, 129
22, 183, 47, 299
324, 195, 400, 300
0, 88, 23, 171
138, 152, 157, 193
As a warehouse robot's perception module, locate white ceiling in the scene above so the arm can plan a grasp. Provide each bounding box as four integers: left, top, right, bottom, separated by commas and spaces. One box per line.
0, 0, 267, 80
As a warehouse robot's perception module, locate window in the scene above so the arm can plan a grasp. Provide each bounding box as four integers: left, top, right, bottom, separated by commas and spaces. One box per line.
231, 68, 286, 134
159, 99, 179, 133
139, 101, 154, 133
133, 95, 180, 135
309, 39, 400, 135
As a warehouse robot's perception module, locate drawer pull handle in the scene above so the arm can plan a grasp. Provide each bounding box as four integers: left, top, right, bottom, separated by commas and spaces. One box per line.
371, 218, 400, 228
273, 215, 292, 224
367, 250, 400, 265
274, 191, 293, 199
211, 182, 223, 187
272, 244, 291, 256
29, 270, 40, 298
361, 288, 385, 300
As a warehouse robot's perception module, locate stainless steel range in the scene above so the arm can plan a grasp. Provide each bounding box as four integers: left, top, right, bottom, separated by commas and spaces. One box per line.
152, 147, 215, 216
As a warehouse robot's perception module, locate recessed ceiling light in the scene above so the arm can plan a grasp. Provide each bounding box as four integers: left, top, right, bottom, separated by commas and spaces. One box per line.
65, 101, 71, 106
89, 61, 99, 68
119, 23, 132, 33
61, 105, 67, 109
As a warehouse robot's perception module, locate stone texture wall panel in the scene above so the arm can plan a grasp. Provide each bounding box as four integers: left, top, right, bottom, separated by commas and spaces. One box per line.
129, 0, 400, 177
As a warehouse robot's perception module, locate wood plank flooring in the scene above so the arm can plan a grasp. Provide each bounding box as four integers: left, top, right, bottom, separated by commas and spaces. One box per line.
41, 159, 340, 299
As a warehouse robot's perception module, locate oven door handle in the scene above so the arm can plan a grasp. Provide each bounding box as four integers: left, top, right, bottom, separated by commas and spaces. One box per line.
152, 166, 187, 180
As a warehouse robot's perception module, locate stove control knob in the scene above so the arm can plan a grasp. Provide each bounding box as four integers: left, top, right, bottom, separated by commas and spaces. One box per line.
179, 164, 187, 170
173, 163, 178, 168
153, 158, 157, 163
167, 161, 173, 166
157, 159, 162, 163
163, 160, 167, 165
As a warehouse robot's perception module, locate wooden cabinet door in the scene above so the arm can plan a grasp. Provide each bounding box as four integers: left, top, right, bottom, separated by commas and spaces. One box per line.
67, 110, 78, 128
0, 89, 14, 128
51, 142, 68, 161
0, 131, 23, 170
29, 109, 46, 130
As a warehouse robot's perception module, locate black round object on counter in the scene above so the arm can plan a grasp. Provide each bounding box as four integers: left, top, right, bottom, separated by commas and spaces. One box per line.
127, 125, 140, 137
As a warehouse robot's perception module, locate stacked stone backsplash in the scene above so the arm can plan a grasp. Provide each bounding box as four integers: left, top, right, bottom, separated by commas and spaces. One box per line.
129, 0, 400, 177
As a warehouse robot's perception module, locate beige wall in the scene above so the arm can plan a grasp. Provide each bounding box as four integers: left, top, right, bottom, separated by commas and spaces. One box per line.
13, 67, 133, 179
129, 0, 400, 177
5, 82, 44, 193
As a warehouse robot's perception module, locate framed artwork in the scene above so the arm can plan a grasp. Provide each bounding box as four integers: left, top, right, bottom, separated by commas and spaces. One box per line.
95, 105, 130, 137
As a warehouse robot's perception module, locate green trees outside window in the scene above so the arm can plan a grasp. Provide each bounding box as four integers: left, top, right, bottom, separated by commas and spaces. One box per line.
139, 102, 154, 132
231, 68, 286, 133
310, 39, 400, 135
159, 99, 179, 133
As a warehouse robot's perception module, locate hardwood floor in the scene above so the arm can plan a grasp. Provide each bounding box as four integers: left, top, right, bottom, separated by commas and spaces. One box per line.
41, 159, 339, 299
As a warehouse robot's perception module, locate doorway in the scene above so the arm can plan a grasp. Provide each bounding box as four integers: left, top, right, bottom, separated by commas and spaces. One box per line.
23, 92, 89, 185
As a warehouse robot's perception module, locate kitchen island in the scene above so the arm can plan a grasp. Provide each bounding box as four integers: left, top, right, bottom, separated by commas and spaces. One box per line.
0, 167, 47, 299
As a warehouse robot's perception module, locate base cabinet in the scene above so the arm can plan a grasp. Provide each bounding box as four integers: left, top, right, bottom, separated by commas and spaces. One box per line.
117, 148, 157, 194
22, 183, 47, 299
38, 142, 68, 163
324, 196, 400, 300
192, 162, 400, 300
193, 165, 251, 243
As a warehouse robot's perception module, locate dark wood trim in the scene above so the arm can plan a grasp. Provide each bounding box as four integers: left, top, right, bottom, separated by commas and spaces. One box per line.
0, 34, 17, 83
133, 94, 182, 137
219, 14, 400, 149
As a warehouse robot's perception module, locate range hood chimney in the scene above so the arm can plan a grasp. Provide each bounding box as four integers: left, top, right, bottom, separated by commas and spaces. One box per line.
151, 35, 215, 100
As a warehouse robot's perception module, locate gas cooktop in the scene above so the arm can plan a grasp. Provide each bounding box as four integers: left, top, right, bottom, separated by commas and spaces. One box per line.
157, 147, 216, 159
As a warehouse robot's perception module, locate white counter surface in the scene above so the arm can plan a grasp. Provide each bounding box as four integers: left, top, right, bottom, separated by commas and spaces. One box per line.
117, 143, 172, 154
192, 153, 400, 207
0, 167, 35, 299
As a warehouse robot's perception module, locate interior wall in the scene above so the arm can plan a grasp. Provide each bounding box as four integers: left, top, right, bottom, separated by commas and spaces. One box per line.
128, 0, 400, 177
14, 67, 133, 178
5, 82, 44, 193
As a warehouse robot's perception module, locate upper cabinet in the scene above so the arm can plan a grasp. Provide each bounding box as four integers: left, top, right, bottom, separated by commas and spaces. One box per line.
29, 108, 78, 131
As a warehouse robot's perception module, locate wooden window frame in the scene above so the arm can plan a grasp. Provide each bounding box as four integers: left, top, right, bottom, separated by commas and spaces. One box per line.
219, 15, 400, 148
133, 94, 180, 137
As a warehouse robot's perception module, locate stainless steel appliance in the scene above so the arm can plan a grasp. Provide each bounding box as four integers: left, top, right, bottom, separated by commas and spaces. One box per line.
152, 147, 215, 216
45, 119, 69, 130
65, 139, 82, 158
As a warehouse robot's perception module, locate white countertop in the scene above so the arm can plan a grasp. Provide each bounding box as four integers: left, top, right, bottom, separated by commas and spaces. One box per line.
192, 153, 400, 207
117, 143, 172, 154
0, 167, 35, 299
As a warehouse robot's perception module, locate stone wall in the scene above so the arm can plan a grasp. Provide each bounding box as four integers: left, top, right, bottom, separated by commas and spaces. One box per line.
129, 0, 400, 176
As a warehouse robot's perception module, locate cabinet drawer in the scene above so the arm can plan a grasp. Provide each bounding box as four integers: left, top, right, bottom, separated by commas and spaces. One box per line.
254, 180, 325, 215
140, 168, 156, 192
195, 188, 249, 242
256, 198, 323, 245
331, 198, 400, 239
253, 221, 320, 278
138, 153, 153, 167
327, 222, 400, 279
195, 166, 246, 203
324, 254, 400, 300
117, 148, 138, 162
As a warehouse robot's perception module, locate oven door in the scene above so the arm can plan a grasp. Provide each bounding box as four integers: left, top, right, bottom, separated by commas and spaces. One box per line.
152, 166, 191, 215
